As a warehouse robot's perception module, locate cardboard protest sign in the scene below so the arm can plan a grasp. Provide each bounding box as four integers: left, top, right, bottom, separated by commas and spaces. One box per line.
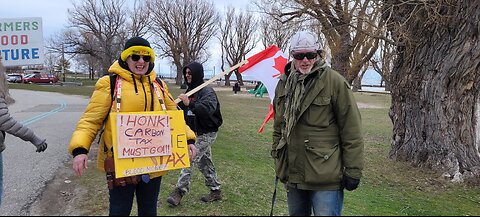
110, 110, 191, 178
116, 113, 172, 159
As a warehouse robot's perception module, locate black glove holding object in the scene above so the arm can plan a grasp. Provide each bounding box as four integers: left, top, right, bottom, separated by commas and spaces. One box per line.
342, 175, 360, 191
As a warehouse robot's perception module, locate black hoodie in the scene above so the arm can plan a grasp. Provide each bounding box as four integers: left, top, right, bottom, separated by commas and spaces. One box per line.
179, 62, 223, 135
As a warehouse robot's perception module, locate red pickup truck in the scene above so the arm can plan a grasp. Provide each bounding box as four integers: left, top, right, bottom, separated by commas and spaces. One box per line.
23, 73, 59, 84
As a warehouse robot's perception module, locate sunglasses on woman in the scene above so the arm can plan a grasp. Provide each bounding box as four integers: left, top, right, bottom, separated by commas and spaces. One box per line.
131, 54, 152, 62
292, 52, 318, 60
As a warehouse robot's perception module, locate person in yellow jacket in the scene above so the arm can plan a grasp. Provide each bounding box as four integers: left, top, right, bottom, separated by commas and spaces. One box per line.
68, 37, 197, 216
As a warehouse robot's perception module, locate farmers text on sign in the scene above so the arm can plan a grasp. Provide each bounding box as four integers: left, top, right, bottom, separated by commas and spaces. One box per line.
0, 18, 44, 66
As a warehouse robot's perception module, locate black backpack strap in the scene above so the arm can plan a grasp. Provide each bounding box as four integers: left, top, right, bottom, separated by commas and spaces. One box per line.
154, 77, 167, 98
98, 74, 117, 154
110, 74, 117, 101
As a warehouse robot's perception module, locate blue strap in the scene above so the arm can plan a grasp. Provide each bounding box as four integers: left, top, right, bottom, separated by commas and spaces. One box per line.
141, 174, 150, 183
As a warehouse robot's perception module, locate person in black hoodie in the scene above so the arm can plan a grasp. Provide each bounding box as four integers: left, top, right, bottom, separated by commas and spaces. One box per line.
166, 62, 223, 206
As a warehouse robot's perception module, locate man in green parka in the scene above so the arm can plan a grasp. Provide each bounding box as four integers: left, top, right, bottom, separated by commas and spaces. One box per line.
272, 30, 364, 216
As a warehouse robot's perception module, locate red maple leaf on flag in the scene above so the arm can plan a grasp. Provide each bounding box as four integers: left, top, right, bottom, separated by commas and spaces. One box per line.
272, 56, 287, 78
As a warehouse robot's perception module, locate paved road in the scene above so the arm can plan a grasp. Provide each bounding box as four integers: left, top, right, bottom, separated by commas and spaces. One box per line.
0, 89, 89, 216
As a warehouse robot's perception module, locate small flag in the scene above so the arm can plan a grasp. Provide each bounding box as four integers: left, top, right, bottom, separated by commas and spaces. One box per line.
238, 45, 288, 133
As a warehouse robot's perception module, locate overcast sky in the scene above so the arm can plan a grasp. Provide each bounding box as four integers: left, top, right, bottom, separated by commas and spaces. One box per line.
0, 0, 257, 76
0, 0, 253, 37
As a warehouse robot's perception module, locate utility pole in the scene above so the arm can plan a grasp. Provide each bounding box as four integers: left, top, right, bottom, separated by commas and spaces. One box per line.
61, 44, 65, 82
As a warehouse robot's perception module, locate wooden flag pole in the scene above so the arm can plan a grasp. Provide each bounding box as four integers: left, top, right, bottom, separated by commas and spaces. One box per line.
174, 59, 249, 104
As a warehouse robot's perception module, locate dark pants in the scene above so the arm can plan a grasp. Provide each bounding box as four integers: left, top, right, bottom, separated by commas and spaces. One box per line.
109, 176, 162, 216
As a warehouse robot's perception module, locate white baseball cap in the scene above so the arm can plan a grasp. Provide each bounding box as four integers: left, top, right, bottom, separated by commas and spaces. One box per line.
289, 31, 320, 52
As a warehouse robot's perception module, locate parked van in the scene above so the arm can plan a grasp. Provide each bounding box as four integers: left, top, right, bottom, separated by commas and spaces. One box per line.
23, 73, 59, 84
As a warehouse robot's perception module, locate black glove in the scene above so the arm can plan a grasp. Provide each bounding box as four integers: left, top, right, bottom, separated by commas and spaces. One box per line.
36, 141, 48, 152
342, 175, 360, 191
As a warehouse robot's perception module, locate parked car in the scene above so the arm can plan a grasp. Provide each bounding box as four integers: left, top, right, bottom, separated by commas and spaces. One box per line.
22, 74, 35, 83
23, 73, 59, 84
7, 74, 23, 83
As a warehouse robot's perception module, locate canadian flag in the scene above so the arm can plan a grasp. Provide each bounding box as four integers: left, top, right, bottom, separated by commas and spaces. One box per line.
238, 45, 288, 133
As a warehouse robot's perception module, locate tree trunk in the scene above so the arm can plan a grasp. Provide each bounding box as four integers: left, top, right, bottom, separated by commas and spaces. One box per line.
331, 31, 354, 82
100, 62, 110, 77
353, 67, 367, 92
224, 73, 231, 86
388, 1, 480, 182
234, 70, 244, 86
384, 80, 390, 92
352, 75, 361, 92
173, 59, 183, 86
176, 68, 183, 86
89, 67, 94, 80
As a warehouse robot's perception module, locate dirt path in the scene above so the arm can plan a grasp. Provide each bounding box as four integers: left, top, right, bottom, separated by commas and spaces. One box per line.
29, 162, 86, 216
357, 102, 385, 109
0, 90, 89, 216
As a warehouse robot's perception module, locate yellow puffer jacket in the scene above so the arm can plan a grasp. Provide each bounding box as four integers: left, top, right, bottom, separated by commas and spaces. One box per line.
68, 61, 196, 179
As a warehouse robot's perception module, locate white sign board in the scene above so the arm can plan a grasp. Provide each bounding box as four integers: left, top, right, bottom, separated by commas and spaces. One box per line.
0, 17, 44, 66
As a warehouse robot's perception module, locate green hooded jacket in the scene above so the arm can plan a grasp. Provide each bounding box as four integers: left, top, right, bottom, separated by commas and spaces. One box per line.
272, 61, 364, 190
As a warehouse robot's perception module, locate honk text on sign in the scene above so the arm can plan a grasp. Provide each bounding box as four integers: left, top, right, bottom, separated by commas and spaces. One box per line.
0, 17, 44, 67
110, 111, 192, 178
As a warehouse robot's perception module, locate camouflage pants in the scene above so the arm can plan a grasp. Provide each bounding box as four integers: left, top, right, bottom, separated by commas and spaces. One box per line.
175, 132, 221, 194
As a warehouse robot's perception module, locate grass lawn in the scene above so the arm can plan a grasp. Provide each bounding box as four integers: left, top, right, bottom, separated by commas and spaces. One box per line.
10, 82, 480, 216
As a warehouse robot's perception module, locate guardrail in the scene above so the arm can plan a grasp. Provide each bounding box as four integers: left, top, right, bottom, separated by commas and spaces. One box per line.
59, 82, 83, 86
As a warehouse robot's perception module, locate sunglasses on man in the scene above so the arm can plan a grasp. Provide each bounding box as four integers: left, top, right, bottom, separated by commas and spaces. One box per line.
292, 52, 318, 60
131, 54, 152, 62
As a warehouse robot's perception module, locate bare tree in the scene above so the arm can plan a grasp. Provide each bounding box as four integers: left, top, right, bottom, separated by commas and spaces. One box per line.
128, 0, 151, 37
48, 30, 103, 79
55, 58, 72, 74
218, 7, 258, 86
260, 17, 289, 51
370, 32, 395, 91
77, 54, 101, 80
44, 53, 57, 74
67, 0, 127, 74
352, 63, 369, 91
47, 0, 150, 76
256, 1, 318, 53
257, 0, 383, 85
258, 7, 298, 52
149, 0, 218, 85
385, 0, 480, 182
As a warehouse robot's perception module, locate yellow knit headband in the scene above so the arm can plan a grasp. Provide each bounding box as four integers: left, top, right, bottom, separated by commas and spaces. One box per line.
121, 45, 156, 62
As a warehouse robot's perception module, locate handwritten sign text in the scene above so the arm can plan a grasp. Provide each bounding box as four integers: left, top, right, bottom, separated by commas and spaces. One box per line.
116, 114, 172, 158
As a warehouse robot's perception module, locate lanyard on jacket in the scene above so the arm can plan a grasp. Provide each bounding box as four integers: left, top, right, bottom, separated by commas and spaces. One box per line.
152, 80, 167, 111
113, 77, 167, 112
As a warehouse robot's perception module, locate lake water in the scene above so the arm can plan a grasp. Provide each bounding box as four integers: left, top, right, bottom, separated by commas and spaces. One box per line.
159, 68, 385, 91
362, 69, 382, 86
361, 69, 386, 92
